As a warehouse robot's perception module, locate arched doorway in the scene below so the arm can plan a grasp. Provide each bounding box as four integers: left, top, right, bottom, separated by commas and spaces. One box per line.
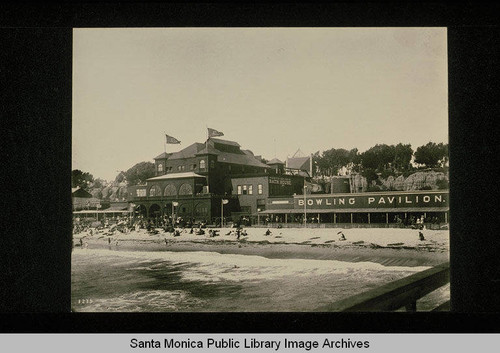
136, 204, 147, 218
149, 203, 161, 217
149, 203, 161, 225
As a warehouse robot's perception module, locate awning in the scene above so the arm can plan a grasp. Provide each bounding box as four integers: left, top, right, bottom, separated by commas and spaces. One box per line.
73, 210, 130, 214
259, 207, 449, 214
147, 172, 206, 181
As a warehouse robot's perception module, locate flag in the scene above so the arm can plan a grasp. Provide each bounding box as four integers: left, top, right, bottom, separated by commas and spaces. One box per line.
166, 134, 181, 144
222, 199, 229, 205
208, 128, 224, 138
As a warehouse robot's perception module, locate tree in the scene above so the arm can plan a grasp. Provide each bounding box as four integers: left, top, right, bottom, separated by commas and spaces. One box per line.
114, 171, 126, 184
393, 143, 413, 172
360, 144, 395, 172
91, 178, 106, 189
71, 169, 94, 190
316, 148, 352, 176
124, 161, 155, 186
414, 142, 448, 168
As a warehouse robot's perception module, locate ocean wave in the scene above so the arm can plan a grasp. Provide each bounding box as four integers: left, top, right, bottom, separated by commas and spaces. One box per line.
74, 289, 205, 312
73, 248, 429, 284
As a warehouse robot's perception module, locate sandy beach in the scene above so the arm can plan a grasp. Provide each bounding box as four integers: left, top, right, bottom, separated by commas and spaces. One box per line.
73, 226, 449, 267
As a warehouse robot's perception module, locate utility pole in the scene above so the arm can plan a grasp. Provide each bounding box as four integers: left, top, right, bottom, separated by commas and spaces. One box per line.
303, 184, 307, 228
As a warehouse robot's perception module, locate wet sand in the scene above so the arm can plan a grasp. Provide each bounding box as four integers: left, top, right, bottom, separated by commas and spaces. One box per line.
78, 236, 449, 267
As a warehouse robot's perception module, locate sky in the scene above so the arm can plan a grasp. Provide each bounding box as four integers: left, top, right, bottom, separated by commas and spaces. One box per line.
72, 28, 448, 181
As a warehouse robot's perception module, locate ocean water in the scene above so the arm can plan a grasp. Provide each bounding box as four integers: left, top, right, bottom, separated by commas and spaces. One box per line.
71, 248, 448, 312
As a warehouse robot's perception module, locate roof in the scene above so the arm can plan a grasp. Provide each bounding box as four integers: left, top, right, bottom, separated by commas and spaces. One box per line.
259, 207, 449, 214
210, 138, 240, 147
71, 187, 92, 198
267, 158, 284, 165
106, 204, 129, 211
152, 138, 269, 169
154, 152, 172, 160
167, 143, 206, 160
217, 151, 270, 168
146, 172, 206, 181
287, 156, 310, 171
195, 144, 220, 155
73, 210, 129, 214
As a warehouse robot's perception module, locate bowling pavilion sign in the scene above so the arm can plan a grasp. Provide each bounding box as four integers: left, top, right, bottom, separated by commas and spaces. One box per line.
294, 190, 448, 210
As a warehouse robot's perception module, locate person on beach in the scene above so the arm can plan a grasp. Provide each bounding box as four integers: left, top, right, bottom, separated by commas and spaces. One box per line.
419, 231, 425, 241
265, 229, 272, 236
164, 238, 168, 245
338, 231, 346, 241
108, 237, 111, 244
79, 238, 83, 247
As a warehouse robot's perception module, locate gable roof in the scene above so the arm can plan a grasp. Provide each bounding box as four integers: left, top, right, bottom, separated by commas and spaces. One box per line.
287, 156, 310, 171
267, 158, 284, 165
72, 187, 92, 198
195, 143, 220, 156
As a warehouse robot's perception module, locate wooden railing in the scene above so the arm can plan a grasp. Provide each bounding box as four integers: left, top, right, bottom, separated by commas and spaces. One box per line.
319, 262, 450, 312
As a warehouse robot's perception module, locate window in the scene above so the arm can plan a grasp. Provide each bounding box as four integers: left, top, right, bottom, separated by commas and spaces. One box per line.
192, 164, 196, 170
210, 160, 215, 169
242, 185, 247, 195
164, 184, 177, 196
157, 163, 163, 172
177, 166, 182, 171
181, 165, 185, 171
179, 183, 193, 195
136, 189, 146, 197
200, 160, 206, 169
149, 185, 161, 197
258, 184, 263, 195
237, 185, 242, 195
248, 185, 253, 195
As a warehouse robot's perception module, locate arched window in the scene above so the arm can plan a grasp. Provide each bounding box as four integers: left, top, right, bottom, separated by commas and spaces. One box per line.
164, 184, 177, 196
157, 163, 163, 172
178, 183, 193, 196
149, 185, 161, 197
199, 160, 206, 169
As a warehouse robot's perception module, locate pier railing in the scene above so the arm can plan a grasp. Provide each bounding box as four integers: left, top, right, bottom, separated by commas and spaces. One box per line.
320, 262, 450, 312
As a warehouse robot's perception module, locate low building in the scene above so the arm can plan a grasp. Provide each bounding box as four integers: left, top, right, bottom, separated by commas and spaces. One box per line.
259, 189, 449, 227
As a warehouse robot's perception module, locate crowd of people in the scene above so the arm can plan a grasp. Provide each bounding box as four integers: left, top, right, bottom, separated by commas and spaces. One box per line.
73, 214, 431, 247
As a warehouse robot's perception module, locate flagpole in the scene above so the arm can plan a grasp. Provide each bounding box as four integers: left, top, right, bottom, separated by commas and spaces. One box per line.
205, 126, 209, 194
221, 198, 223, 228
